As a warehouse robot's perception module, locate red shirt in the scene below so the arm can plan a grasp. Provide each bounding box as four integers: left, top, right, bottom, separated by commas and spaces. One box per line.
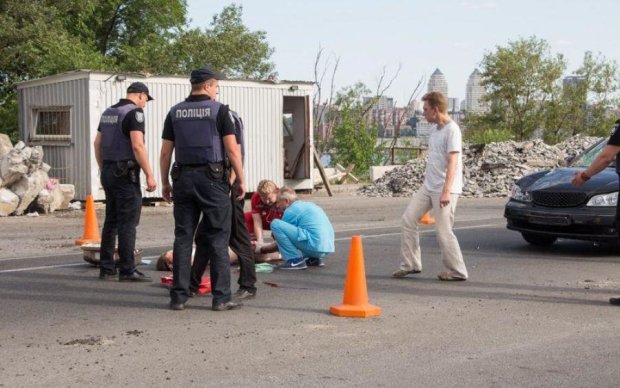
250, 192, 283, 230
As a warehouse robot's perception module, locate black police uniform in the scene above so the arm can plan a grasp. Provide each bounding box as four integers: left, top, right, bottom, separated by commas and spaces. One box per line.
191, 112, 256, 296
607, 120, 620, 237
162, 94, 237, 306
98, 99, 145, 277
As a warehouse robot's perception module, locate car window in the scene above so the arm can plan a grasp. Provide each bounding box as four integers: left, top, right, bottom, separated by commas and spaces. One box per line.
571, 139, 617, 168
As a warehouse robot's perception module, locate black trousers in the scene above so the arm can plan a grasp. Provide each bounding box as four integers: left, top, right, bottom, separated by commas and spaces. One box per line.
171, 169, 232, 305
99, 164, 142, 275
229, 180, 256, 292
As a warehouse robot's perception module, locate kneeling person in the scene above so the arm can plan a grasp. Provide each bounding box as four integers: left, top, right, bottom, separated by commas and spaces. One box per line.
258, 187, 334, 270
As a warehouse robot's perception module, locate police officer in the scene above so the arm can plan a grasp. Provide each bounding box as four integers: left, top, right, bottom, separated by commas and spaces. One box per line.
93, 81, 157, 282
160, 67, 246, 311
572, 119, 620, 306
190, 111, 257, 301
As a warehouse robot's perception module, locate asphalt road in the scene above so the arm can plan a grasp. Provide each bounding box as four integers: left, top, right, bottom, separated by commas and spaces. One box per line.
1, 195, 619, 387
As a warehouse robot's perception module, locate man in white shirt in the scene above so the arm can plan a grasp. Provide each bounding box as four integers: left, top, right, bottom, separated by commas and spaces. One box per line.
392, 91, 469, 281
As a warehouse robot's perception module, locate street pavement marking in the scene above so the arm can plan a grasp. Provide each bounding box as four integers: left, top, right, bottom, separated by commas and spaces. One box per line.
0, 263, 84, 274
0, 223, 504, 274
336, 222, 504, 241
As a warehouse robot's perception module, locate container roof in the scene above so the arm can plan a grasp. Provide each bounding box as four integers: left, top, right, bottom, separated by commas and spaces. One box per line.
16, 69, 314, 89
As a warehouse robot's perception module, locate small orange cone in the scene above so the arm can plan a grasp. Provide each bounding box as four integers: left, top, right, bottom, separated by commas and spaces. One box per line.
420, 211, 435, 224
330, 236, 381, 318
75, 194, 101, 245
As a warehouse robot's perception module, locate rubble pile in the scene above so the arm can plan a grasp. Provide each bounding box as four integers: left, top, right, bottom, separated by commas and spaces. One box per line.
0, 134, 75, 216
358, 135, 602, 198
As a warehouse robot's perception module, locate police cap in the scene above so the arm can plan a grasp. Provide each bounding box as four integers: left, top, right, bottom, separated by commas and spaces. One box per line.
190, 67, 225, 84
127, 82, 154, 101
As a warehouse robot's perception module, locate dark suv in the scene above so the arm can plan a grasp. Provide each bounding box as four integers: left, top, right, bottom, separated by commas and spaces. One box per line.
504, 138, 618, 245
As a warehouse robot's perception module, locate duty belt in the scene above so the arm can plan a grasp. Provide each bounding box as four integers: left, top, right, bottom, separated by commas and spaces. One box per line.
179, 162, 224, 171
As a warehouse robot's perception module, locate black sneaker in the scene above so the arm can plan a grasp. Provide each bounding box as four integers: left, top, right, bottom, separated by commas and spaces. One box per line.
233, 288, 256, 301
99, 269, 118, 280
119, 269, 152, 282
305, 257, 325, 267
610, 297, 620, 306
212, 301, 242, 311
169, 301, 185, 311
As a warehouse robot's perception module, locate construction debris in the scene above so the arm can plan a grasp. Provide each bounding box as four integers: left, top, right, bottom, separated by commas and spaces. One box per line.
0, 136, 75, 216
358, 135, 601, 198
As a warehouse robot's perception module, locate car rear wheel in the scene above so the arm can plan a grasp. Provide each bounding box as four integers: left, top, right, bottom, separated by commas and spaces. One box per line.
521, 232, 557, 246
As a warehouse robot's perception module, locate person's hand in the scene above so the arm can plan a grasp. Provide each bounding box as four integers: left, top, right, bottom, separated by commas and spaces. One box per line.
572, 171, 589, 186
236, 181, 246, 201
145, 174, 157, 192
162, 182, 173, 203
439, 192, 450, 208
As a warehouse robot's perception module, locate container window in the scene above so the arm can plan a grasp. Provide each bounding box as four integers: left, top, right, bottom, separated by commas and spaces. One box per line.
33, 108, 71, 140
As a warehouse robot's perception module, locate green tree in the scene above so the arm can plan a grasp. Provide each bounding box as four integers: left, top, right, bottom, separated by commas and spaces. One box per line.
330, 83, 382, 177
479, 36, 566, 140
0, 2, 274, 141
171, 5, 274, 78
543, 52, 619, 143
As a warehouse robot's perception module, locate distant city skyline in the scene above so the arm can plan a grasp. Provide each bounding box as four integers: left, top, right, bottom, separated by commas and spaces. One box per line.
187, 0, 620, 104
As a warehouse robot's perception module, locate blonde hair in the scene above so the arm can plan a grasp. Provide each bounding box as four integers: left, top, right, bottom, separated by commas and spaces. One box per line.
422, 91, 448, 113
257, 180, 278, 196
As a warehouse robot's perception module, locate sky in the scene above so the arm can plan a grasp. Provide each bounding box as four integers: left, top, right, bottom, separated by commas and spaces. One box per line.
187, 0, 620, 106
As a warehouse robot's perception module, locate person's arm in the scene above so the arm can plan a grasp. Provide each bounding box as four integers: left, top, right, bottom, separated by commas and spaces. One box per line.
440, 151, 459, 208
223, 134, 245, 199
256, 241, 278, 254
159, 139, 174, 202
252, 214, 265, 243
129, 130, 156, 192
572, 144, 620, 186
93, 132, 103, 170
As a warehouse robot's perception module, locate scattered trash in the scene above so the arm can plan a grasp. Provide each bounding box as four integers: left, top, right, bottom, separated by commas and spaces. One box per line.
26, 211, 39, 217
161, 275, 211, 294
255, 263, 274, 273
69, 201, 82, 210
141, 259, 152, 265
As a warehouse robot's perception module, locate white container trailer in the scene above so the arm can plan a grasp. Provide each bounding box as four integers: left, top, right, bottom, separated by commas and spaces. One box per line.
16, 70, 314, 200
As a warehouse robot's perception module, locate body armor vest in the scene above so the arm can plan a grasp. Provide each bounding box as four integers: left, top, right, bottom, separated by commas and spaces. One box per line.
230, 111, 245, 163
100, 103, 139, 161
171, 99, 225, 165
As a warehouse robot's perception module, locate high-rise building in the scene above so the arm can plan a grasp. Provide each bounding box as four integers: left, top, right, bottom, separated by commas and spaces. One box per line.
563, 75, 586, 90
427, 68, 448, 97
363, 95, 394, 110
448, 97, 460, 113
465, 68, 487, 113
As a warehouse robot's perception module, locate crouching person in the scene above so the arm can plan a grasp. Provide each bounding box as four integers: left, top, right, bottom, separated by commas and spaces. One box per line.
257, 187, 334, 270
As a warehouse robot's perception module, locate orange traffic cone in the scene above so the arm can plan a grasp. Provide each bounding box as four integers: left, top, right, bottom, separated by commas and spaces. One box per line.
75, 194, 101, 245
420, 211, 435, 224
330, 236, 381, 318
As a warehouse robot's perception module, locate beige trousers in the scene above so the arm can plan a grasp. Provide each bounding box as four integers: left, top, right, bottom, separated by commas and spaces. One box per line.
399, 186, 468, 278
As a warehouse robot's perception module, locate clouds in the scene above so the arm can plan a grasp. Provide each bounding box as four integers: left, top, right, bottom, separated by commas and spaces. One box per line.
459, 0, 498, 10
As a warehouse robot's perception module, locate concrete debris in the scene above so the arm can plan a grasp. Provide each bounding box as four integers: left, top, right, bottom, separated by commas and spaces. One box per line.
0, 139, 76, 216
0, 134, 12, 159
358, 135, 602, 198
69, 201, 83, 210
0, 188, 19, 216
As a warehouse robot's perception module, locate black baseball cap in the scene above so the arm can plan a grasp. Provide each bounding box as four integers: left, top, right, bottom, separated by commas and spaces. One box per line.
127, 82, 154, 101
190, 67, 225, 84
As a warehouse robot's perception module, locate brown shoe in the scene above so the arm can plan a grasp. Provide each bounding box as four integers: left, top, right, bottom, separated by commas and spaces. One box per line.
610, 297, 620, 306
437, 271, 467, 281
392, 269, 421, 278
